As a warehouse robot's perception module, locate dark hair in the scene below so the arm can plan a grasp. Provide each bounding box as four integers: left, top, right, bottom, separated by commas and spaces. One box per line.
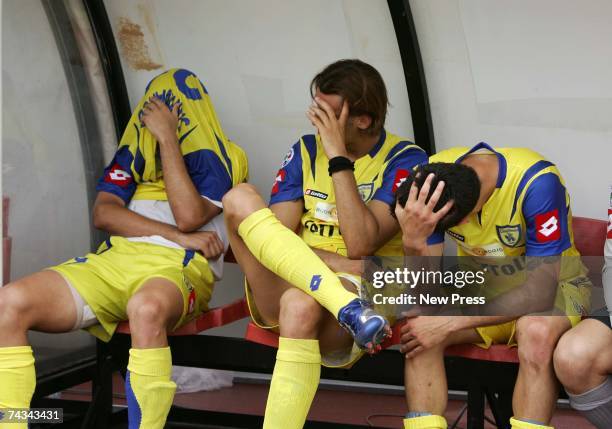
310, 59, 388, 135
392, 163, 481, 233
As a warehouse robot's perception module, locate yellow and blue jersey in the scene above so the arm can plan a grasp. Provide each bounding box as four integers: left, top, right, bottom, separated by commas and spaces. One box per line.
428, 142, 579, 259
426, 143, 591, 322
96, 68, 247, 205
269, 130, 428, 256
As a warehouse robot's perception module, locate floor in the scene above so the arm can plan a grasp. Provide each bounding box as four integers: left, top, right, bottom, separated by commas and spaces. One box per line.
58, 372, 596, 429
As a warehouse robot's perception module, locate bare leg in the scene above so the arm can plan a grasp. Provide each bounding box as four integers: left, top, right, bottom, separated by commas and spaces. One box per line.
513, 315, 571, 423
0, 270, 78, 346
126, 278, 185, 348
404, 328, 481, 414
223, 183, 297, 325
554, 319, 612, 393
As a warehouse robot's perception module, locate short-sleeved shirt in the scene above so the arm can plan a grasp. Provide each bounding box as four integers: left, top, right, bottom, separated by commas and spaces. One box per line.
269, 129, 428, 256
428, 142, 579, 259
94, 68, 249, 279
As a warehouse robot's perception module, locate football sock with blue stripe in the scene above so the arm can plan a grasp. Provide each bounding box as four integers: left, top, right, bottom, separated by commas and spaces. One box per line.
510, 417, 553, 429
125, 347, 175, 429
403, 413, 447, 429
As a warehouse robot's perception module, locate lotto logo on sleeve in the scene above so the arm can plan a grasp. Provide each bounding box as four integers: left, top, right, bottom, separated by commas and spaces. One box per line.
271, 169, 286, 194
607, 208, 612, 239
104, 163, 133, 187
535, 209, 560, 242
392, 169, 409, 192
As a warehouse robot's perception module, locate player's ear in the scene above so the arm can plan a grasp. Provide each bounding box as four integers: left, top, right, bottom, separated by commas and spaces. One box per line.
352, 114, 372, 131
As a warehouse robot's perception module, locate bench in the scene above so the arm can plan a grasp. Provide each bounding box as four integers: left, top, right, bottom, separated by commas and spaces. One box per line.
85, 216, 606, 429
243, 216, 607, 429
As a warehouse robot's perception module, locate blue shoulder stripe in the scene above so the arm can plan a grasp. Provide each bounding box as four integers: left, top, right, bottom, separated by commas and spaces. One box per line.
302, 134, 317, 179
384, 141, 410, 162
131, 124, 145, 177
510, 160, 555, 219
215, 133, 233, 179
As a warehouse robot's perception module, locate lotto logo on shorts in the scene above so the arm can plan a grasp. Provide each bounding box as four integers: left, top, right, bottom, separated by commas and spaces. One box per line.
271, 169, 286, 195
104, 163, 133, 187
392, 169, 409, 193
309, 275, 322, 291
535, 209, 560, 242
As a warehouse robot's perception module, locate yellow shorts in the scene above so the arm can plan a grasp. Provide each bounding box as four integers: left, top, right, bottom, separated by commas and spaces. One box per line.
475, 276, 590, 348
50, 236, 214, 342
245, 272, 365, 369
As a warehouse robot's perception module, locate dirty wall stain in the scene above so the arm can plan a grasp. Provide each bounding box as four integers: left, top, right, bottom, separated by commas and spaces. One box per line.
117, 17, 162, 71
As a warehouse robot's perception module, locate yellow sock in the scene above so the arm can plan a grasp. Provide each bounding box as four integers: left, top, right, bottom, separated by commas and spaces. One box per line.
238, 208, 358, 316
0, 346, 35, 429
510, 417, 553, 429
263, 337, 321, 429
403, 415, 447, 429
125, 347, 176, 429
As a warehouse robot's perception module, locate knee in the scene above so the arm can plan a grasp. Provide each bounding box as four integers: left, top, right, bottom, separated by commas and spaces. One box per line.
279, 289, 324, 339
0, 283, 32, 331
222, 183, 262, 224
127, 294, 171, 328
517, 318, 561, 369
553, 332, 595, 391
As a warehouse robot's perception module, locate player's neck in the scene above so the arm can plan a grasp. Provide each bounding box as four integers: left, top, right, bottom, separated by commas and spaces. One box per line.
462, 154, 498, 207
345, 132, 380, 160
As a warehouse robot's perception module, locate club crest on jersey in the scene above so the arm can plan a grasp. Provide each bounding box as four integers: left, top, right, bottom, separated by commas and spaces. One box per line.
280, 147, 295, 168
305, 189, 328, 200
535, 209, 561, 242
496, 224, 523, 247
392, 169, 409, 193
357, 183, 374, 202
271, 169, 286, 194
105, 163, 133, 187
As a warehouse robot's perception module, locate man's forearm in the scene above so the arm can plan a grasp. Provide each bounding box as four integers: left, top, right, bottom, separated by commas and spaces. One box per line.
94, 202, 180, 242
331, 170, 379, 257
158, 136, 217, 230
481, 257, 560, 317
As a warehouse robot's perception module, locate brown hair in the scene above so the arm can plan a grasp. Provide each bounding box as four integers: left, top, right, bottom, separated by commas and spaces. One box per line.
310, 59, 388, 135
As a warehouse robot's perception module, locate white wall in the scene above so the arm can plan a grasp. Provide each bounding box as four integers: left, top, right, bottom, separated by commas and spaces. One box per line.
411, 0, 612, 220
2, 0, 94, 347
2, 0, 91, 279
103, 0, 414, 192
103, 0, 415, 334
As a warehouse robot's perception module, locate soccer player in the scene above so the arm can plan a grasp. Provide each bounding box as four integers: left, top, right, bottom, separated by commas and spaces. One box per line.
0, 69, 248, 429
222, 59, 428, 428
392, 144, 591, 429
552, 186, 612, 429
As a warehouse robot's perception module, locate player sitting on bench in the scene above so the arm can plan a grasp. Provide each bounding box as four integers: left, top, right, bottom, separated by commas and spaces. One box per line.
392, 146, 590, 429
0, 68, 248, 429
222, 59, 428, 429
552, 186, 612, 429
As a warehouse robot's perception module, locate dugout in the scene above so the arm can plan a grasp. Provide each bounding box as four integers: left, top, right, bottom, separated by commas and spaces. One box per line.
1, 1, 611, 428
